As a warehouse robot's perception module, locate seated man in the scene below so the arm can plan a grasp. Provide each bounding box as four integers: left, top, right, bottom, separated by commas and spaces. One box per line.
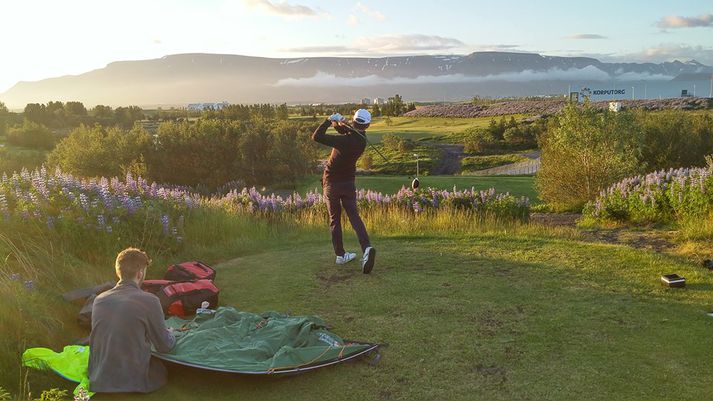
89, 247, 176, 393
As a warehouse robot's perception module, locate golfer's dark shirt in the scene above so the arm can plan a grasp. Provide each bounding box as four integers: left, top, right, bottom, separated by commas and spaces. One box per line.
89, 280, 175, 393
312, 119, 367, 183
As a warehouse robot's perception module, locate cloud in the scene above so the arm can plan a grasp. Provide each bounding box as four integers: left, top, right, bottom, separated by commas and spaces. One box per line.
274, 66, 613, 87
242, 0, 319, 17
656, 13, 713, 28
629, 44, 713, 64
582, 44, 713, 66
355, 2, 385, 20
282, 34, 467, 55
283, 45, 352, 53
354, 34, 465, 52
613, 71, 674, 81
566, 34, 608, 40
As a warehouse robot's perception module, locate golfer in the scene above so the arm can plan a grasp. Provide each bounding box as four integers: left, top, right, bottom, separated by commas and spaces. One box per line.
312, 109, 376, 273
89, 248, 176, 393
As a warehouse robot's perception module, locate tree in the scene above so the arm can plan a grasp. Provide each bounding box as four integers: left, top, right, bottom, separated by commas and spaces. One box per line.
24, 103, 48, 125
276, 103, 289, 120
537, 103, 643, 211
114, 106, 145, 129
371, 103, 381, 117
64, 101, 87, 116
382, 94, 405, 116
0, 101, 8, 115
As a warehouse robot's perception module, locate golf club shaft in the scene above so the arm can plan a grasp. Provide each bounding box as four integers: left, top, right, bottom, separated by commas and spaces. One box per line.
338, 122, 414, 179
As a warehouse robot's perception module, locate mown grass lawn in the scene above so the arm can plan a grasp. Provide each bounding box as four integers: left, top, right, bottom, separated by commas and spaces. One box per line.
292, 174, 538, 202
71, 228, 713, 401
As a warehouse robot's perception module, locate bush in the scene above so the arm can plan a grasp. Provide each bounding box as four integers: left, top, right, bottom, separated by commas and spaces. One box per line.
380, 134, 415, 155
0, 148, 45, 174
6, 120, 55, 150
636, 110, 713, 171
463, 128, 496, 153
359, 153, 373, 170
48, 124, 152, 178
537, 103, 643, 211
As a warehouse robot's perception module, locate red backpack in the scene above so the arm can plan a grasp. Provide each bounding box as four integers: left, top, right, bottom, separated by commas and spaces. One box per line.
143, 279, 220, 317
164, 261, 216, 281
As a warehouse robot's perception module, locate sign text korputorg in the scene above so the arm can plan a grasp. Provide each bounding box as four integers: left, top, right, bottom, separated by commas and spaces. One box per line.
591, 89, 626, 96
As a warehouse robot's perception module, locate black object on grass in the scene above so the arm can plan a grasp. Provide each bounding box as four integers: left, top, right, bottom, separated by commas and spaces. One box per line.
703, 260, 713, 270
661, 274, 686, 288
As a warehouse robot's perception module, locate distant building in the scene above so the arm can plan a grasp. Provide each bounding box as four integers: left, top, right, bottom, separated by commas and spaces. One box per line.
373, 97, 386, 105
681, 89, 692, 98
360, 98, 372, 105
187, 102, 229, 111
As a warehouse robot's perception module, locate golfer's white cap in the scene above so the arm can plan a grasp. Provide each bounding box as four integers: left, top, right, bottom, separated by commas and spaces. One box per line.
353, 109, 372, 125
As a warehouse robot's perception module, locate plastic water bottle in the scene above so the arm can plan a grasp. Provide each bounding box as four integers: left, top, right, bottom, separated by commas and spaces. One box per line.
196, 301, 215, 316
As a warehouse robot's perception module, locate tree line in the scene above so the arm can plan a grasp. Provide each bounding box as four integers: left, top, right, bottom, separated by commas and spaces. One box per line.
47, 119, 318, 189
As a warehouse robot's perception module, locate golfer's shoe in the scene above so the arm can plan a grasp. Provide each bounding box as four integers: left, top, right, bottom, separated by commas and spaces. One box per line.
362, 247, 376, 274
336, 252, 357, 265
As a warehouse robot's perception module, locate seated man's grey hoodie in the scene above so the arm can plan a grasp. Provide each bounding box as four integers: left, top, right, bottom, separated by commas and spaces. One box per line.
89, 280, 175, 393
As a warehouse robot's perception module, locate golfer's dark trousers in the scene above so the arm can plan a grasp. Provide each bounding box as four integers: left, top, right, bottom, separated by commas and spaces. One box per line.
323, 180, 371, 256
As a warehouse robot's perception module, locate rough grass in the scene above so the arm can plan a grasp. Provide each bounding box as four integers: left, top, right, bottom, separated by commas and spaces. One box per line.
24, 223, 713, 401
366, 116, 517, 143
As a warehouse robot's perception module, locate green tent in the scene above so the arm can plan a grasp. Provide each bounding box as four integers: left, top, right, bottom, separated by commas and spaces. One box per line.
156, 307, 379, 374
23, 307, 379, 396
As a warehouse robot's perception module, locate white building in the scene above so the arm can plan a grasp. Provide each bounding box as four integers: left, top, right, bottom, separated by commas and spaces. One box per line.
187, 102, 229, 111
373, 97, 386, 105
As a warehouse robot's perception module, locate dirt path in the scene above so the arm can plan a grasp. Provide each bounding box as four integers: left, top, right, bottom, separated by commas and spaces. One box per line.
431, 144, 464, 175
530, 213, 677, 253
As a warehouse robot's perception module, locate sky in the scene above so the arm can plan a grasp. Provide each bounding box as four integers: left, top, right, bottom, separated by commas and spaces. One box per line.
1, 0, 712, 93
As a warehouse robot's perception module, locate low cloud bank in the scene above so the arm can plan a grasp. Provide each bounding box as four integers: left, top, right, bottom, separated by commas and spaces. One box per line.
274, 66, 673, 87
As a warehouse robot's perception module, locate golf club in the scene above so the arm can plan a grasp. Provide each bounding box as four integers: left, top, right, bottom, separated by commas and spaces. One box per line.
337, 120, 421, 190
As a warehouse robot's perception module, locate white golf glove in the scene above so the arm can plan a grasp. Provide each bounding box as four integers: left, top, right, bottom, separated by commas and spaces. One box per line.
328, 113, 345, 122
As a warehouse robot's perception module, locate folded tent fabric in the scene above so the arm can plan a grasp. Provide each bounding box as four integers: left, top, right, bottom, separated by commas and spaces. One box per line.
157, 306, 376, 373
23, 307, 377, 392
22, 345, 94, 398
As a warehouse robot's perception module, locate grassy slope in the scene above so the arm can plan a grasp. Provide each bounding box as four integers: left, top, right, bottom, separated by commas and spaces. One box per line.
365, 116, 501, 143
79, 227, 713, 401
293, 175, 538, 202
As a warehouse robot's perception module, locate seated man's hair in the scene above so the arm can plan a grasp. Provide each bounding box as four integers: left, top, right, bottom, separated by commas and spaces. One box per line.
115, 248, 151, 279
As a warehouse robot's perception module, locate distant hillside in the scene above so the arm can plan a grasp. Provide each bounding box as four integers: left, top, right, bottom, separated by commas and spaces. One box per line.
2, 52, 712, 108
404, 97, 712, 118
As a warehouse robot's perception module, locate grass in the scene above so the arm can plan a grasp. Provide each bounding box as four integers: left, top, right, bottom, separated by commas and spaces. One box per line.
290, 174, 538, 202
23, 221, 713, 401
0, 135, 47, 174
461, 154, 529, 173
365, 116, 520, 144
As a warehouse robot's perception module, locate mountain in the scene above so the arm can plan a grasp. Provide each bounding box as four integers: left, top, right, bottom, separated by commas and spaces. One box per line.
2, 52, 712, 108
